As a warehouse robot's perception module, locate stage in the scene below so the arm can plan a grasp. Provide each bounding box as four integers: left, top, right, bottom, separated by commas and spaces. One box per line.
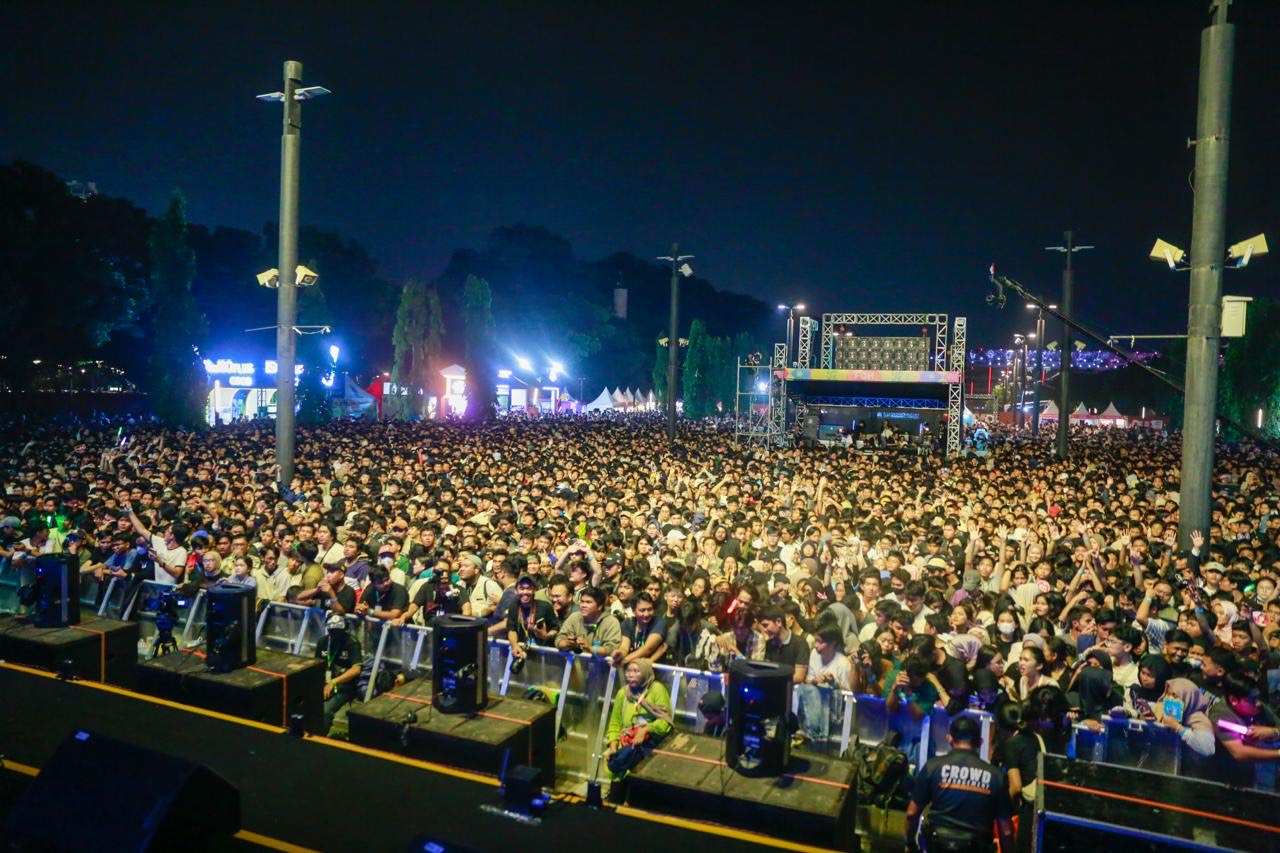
0, 662, 849, 852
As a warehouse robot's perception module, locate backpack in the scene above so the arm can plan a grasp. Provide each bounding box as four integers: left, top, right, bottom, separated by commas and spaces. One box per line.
852, 740, 910, 809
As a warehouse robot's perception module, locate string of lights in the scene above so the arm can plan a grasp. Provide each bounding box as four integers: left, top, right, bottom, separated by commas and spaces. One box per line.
967, 349, 1159, 371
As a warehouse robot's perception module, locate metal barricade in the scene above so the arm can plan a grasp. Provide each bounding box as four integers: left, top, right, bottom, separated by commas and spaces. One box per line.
926, 708, 996, 763
1068, 717, 1181, 776
0, 559, 21, 614
651, 663, 726, 735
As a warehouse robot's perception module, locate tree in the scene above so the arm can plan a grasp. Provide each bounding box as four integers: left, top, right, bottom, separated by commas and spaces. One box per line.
146, 191, 208, 427
0, 162, 147, 388
1218, 298, 1280, 439
390, 279, 444, 419
682, 319, 712, 418
652, 337, 668, 406
461, 275, 497, 420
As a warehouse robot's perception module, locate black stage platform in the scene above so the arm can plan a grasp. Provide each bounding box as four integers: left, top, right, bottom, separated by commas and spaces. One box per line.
138, 645, 325, 733
348, 677, 557, 781
0, 613, 138, 686
0, 663, 839, 852
627, 731, 857, 851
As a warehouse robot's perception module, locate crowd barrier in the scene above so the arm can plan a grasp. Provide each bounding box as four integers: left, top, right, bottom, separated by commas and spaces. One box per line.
2, 583, 1275, 795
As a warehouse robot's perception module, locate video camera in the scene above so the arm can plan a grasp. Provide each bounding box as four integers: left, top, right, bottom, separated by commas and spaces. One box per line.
143, 588, 191, 657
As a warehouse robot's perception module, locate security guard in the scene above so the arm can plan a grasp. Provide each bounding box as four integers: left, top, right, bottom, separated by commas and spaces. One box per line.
906, 716, 1014, 853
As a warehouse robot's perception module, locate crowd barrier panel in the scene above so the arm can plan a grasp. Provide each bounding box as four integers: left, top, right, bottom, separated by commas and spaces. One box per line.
0, 557, 107, 616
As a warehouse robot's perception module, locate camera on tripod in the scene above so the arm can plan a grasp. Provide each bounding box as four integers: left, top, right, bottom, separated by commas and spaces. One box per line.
144, 588, 190, 658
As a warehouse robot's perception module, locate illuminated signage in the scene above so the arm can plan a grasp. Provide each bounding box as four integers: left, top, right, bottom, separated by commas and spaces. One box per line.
228, 376, 254, 387
203, 358, 254, 376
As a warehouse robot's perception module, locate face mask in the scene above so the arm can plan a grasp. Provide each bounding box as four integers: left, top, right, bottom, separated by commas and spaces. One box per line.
1187, 658, 1202, 669
998, 623, 1016, 636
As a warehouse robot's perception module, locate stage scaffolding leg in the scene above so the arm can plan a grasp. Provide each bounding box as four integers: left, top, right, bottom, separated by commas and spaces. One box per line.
770, 343, 788, 445
734, 359, 772, 445
947, 316, 966, 456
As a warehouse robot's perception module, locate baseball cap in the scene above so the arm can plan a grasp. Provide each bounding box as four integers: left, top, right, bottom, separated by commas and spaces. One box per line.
0, 516, 20, 528
949, 715, 982, 743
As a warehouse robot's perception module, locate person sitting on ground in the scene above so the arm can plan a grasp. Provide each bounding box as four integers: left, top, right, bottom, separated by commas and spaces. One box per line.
605, 658, 673, 781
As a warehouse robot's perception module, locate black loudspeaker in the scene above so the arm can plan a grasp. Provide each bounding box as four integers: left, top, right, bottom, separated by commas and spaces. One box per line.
432, 614, 488, 713
801, 415, 820, 440
1, 729, 240, 851
16, 554, 80, 627
726, 659, 793, 776
206, 583, 256, 674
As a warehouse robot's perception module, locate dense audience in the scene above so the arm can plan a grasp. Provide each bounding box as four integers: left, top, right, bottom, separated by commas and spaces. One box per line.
2, 414, 1278, 820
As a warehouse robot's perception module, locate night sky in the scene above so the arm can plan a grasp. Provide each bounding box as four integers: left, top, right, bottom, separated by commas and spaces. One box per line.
5, 1, 1277, 348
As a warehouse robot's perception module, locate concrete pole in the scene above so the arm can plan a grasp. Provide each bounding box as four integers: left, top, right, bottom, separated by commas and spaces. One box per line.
667, 243, 680, 442
273, 61, 304, 486
1056, 231, 1074, 459
1179, 1, 1235, 547
1033, 311, 1044, 435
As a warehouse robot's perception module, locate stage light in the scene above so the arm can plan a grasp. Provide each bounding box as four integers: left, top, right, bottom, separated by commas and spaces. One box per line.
1227, 233, 1268, 268
328, 345, 340, 363
515, 355, 533, 372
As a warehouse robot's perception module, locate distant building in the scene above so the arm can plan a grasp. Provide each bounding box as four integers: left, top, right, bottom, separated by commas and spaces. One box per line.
66, 180, 98, 199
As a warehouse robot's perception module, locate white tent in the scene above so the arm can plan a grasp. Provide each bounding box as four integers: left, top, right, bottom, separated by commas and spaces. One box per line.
1040, 400, 1060, 419
1100, 402, 1125, 419
622, 388, 636, 405
1070, 402, 1090, 418
611, 387, 627, 405
585, 388, 615, 411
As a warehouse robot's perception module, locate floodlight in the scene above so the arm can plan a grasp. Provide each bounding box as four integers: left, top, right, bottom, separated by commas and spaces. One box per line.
1149, 238, 1186, 270
256, 92, 286, 103
328, 345, 340, 363
777, 304, 787, 310
256, 269, 280, 288
1227, 233, 1268, 268
794, 303, 806, 311
295, 265, 319, 286
678, 263, 693, 278
294, 86, 331, 101
515, 356, 533, 372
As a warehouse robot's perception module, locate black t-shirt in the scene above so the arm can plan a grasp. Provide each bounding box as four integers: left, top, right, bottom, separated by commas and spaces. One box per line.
763, 632, 809, 671
320, 584, 357, 614
315, 632, 363, 694
911, 749, 1013, 834
362, 582, 409, 615
1000, 732, 1043, 789
508, 599, 556, 644
622, 614, 668, 651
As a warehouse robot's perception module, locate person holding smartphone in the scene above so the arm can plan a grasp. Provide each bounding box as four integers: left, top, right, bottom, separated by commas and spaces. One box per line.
507, 576, 557, 658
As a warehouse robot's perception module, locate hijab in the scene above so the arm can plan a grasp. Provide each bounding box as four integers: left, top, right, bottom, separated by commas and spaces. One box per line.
1213, 601, 1238, 644
627, 658, 656, 698
1131, 654, 1173, 702
946, 634, 983, 668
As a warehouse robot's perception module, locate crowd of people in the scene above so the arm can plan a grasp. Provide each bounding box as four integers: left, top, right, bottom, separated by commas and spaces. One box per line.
2, 414, 1278, 846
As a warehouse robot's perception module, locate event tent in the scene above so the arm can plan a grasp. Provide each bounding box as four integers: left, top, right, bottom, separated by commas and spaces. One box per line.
585, 388, 615, 411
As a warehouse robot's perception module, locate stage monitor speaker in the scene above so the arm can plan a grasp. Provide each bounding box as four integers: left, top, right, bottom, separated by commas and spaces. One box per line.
16, 554, 80, 627
432, 614, 488, 713
726, 659, 793, 776
1, 729, 240, 851
206, 583, 257, 673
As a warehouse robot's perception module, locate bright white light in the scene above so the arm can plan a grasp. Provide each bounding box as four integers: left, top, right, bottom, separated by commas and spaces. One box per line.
756, 381, 768, 392
321, 373, 335, 388
795, 303, 806, 311
328, 345, 340, 363
549, 360, 565, 382
1259, 408, 1265, 429
497, 369, 513, 379
515, 356, 533, 372
777, 304, 787, 310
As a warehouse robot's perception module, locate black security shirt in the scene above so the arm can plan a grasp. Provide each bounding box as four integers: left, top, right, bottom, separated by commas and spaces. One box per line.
911, 748, 1012, 834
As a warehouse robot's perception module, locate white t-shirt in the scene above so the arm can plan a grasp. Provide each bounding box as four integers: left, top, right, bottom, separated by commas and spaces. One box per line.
150, 534, 187, 586
807, 649, 853, 690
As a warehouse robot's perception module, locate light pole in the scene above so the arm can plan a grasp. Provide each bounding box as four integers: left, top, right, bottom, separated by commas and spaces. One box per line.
1026, 303, 1055, 435
777, 303, 806, 366
1012, 334, 1025, 429
657, 245, 693, 442
257, 61, 328, 486
1046, 232, 1093, 459
1178, 0, 1234, 548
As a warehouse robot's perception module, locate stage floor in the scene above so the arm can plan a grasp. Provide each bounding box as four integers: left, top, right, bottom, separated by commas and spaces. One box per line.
0, 662, 850, 852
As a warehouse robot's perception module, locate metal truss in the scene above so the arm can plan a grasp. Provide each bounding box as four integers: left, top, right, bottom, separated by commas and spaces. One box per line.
946, 316, 966, 456
733, 360, 774, 445
820, 312, 950, 369
800, 396, 945, 409
796, 317, 815, 369
769, 343, 788, 444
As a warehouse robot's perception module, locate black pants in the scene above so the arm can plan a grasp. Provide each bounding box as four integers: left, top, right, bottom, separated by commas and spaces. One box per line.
923, 824, 995, 853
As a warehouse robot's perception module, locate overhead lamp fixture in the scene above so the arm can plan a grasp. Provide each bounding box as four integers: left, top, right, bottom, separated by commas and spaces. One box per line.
256, 269, 280, 288
1149, 238, 1187, 270
295, 265, 319, 286
1227, 233, 1268, 268
256, 86, 332, 103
